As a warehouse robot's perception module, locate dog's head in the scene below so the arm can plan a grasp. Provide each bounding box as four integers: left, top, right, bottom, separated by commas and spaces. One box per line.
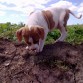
16, 26, 44, 53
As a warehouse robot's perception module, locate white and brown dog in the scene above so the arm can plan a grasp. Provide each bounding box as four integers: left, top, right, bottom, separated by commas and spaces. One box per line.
16, 7, 82, 53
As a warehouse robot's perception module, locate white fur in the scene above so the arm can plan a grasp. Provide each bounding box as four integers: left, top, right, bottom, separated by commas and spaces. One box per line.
25, 7, 82, 52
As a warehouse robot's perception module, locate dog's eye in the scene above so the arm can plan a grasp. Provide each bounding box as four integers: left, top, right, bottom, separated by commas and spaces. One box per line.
33, 40, 39, 44
31, 36, 39, 44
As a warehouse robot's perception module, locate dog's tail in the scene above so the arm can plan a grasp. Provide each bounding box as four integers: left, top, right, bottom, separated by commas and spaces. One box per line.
68, 9, 82, 19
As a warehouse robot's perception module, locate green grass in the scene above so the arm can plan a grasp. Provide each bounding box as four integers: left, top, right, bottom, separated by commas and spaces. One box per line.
65, 25, 83, 44
0, 22, 24, 41
0, 23, 83, 44
46, 24, 83, 44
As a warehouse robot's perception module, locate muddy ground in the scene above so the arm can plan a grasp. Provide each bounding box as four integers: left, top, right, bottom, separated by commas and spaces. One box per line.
0, 38, 83, 83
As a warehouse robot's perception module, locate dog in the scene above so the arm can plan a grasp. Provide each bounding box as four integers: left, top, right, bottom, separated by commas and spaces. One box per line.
16, 7, 82, 53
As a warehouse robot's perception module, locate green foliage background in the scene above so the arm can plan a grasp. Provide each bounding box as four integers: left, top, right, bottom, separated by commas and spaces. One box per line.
0, 22, 24, 41
0, 22, 83, 44
46, 24, 83, 44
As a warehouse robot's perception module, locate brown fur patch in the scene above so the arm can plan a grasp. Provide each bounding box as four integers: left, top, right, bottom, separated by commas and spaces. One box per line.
30, 27, 44, 44
63, 9, 69, 31
16, 27, 30, 44
22, 28, 30, 44
42, 10, 55, 30
16, 27, 26, 42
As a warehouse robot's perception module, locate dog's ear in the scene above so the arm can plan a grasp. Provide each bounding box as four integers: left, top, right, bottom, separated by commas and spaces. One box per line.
36, 27, 44, 40
16, 27, 23, 42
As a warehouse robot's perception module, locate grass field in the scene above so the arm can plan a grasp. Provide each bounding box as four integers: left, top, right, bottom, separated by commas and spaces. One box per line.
0, 22, 83, 44
46, 24, 83, 44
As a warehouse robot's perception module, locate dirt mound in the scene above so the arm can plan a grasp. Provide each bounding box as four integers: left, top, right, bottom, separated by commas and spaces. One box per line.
0, 38, 83, 83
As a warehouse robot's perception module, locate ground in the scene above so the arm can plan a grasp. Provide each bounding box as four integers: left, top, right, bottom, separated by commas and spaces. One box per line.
0, 38, 83, 83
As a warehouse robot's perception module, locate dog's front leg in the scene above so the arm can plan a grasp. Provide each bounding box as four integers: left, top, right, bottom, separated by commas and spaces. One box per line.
39, 39, 45, 52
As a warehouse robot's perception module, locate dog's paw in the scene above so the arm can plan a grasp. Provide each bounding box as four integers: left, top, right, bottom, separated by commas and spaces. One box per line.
25, 46, 38, 55
55, 40, 60, 43
55, 39, 63, 43
39, 48, 43, 52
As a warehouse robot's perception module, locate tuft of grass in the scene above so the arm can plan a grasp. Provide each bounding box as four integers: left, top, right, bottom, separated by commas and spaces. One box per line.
65, 25, 83, 44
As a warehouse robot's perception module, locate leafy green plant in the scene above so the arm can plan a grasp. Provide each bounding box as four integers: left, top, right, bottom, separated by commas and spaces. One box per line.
45, 29, 60, 44
0, 22, 24, 41
66, 25, 83, 44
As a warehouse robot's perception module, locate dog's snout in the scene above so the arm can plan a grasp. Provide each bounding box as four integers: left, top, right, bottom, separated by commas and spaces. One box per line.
26, 44, 39, 53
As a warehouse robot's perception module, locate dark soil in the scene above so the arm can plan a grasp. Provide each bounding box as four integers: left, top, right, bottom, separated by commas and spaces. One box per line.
0, 38, 83, 83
